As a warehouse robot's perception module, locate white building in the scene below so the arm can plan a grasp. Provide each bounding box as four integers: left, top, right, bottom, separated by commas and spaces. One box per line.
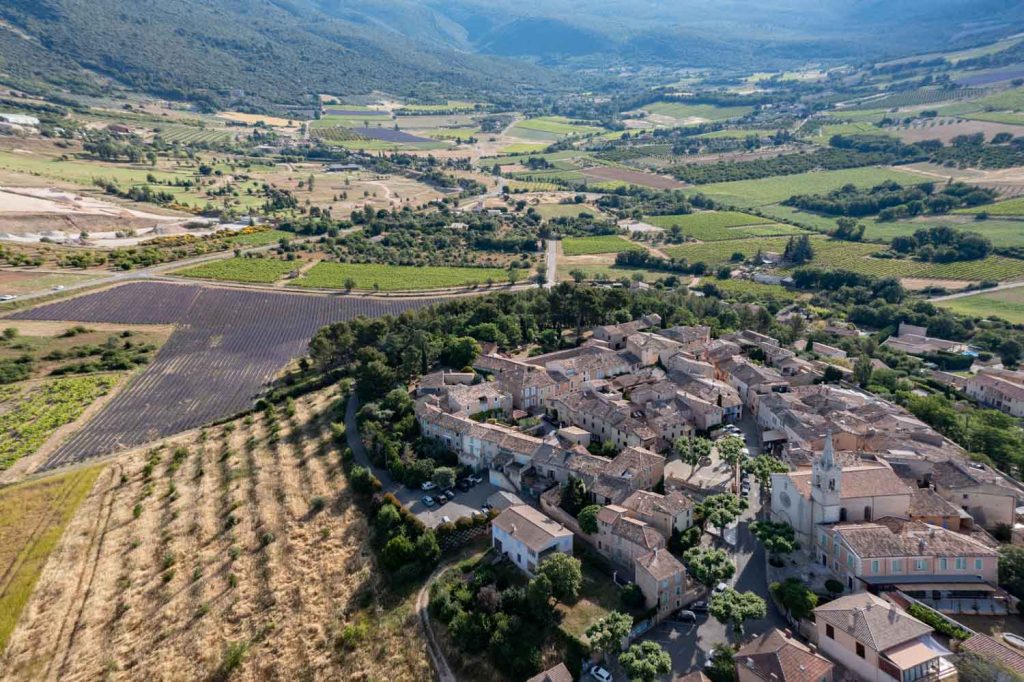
491, 505, 573, 575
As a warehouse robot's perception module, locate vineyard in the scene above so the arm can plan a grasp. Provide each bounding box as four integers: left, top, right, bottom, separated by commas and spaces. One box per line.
561, 235, 643, 256
0, 390, 431, 681
309, 126, 367, 143
155, 126, 237, 145
10, 282, 434, 467
690, 167, 924, 207
174, 256, 299, 284
290, 262, 509, 291
0, 375, 118, 470
643, 211, 805, 241
848, 87, 985, 110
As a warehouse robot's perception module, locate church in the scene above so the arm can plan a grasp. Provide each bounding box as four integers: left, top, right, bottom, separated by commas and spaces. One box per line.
770, 432, 914, 548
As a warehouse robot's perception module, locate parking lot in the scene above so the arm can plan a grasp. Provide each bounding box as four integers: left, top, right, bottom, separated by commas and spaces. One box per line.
394, 479, 502, 529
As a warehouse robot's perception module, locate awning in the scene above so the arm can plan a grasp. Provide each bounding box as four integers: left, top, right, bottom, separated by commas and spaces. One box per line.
894, 582, 996, 592
884, 636, 951, 670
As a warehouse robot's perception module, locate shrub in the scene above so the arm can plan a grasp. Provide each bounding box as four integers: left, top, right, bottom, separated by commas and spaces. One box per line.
906, 602, 970, 640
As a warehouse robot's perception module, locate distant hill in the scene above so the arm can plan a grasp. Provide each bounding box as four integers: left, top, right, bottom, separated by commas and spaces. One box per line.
0, 0, 557, 106
2, 0, 1024, 106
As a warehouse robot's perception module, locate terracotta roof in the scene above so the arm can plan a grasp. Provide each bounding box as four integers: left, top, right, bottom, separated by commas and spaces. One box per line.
674, 673, 711, 682
787, 463, 912, 500
492, 505, 572, 553
621, 489, 693, 517
735, 628, 834, 682
830, 518, 997, 560
960, 634, 1024, 677
814, 592, 932, 652
635, 548, 686, 581
908, 488, 963, 518
526, 662, 574, 682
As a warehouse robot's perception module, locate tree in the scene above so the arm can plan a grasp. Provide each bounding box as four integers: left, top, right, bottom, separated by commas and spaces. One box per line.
783, 235, 814, 265
853, 355, 873, 387
676, 436, 712, 473
432, 466, 456, 490
586, 611, 633, 662
507, 267, 521, 285
561, 476, 588, 516
999, 338, 1023, 366
570, 268, 587, 284
442, 336, 481, 369
824, 579, 844, 598
750, 521, 799, 563
696, 493, 747, 538
771, 578, 818, 620
618, 641, 671, 682
710, 589, 766, 633
682, 547, 735, 589
742, 455, 787, 493
579, 504, 601, 534
526, 574, 555, 623
716, 436, 745, 467
999, 545, 1024, 602
538, 553, 582, 602
704, 644, 737, 682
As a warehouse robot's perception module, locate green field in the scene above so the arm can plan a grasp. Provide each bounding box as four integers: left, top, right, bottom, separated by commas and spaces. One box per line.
226, 229, 295, 247
861, 219, 1024, 248
959, 197, 1024, 217
665, 235, 1024, 281
696, 129, 773, 140
156, 125, 236, 144
0, 466, 103, 650
699, 277, 798, 302
964, 112, 1024, 126
558, 263, 674, 283
756, 204, 846, 233
643, 211, 804, 241
561, 235, 642, 256
512, 117, 605, 136
290, 262, 510, 291
533, 204, 601, 219
808, 122, 896, 140
174, 256, 298, 283
689, 167, 925, 207
937, 287, 1024, 324
643, 102, 754, 122
500, 144, 549, 155
0, 375, 119, 470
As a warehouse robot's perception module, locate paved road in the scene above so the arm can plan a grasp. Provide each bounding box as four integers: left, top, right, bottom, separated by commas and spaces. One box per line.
545, 239, 558, 288
928, 281, 1024, 302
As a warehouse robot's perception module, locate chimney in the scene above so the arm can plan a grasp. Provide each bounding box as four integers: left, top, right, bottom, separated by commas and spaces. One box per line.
848, 609, 857, 630
510, 524, 516, 535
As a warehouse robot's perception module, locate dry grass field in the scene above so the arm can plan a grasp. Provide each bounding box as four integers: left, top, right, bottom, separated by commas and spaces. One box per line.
0, 388, 431, 681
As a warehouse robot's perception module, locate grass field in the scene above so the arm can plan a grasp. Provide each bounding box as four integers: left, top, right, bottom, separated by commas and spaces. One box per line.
808, 123, 896, 139
226, 229, 295, 247
156, 125, 236, 144
174, 257, 298, 283
861, 219, 1024, 248
643, 102, 754, 122
689, 167, 925, 207
696, 129, 773, 140
0, 466, 103, 651
558, 263, 674, 283
700, 277, 798, 302
937, 287, 1024, 324
512, 117, 605, 136
0, 272, 95, 295
643, 211, 804, 241
756, 204, 847, 233
561, 235, 642, 256
0, 375, 119, 470
665, 235, 1024, 281
959, 197, 1024, 216
290, 262, 510, 290
500, 144, 549, 155
533, 203, 600, 219
963, 111, 1024, 126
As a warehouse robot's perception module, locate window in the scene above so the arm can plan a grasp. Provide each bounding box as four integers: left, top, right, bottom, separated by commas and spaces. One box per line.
871, 560, 880, 574
826, 624, 835, 639
856, 643, 865, 659
847, 555, 854, 569
975, 558, 983, 570
915, 559, 927, 571
955, 557, 967, 570
892, 559, 904, 573
939, 558, 947, 571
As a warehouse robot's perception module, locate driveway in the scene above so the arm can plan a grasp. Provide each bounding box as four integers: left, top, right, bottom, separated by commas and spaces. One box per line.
408, 481, 500, 529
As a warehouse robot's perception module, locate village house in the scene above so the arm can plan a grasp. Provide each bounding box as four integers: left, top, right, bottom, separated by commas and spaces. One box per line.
592, 314, 662, 349
526, 663, 573, 682
491, 505, 573, 575
620, 489, 694, 537
814, 593, 956, 682
965, 368, 1024, 417
735, 628, 834, 682
882, 322, 968, 356
818, 517, 1001, 611
919, 459, 1021, 529
445, 382, 512, 417
595, 505, 666, 566
634, 548, 688, 621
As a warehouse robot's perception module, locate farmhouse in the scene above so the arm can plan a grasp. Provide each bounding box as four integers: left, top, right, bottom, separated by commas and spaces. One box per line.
491, 505, 573, 575
882, 322, 967, 356
964, 368, 1024, 417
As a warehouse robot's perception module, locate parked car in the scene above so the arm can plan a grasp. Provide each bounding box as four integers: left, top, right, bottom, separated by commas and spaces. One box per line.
674, 610, 697, 623
52, 285, 65, 291
740, 486, 750, 497
690, 600, 709, 612
0, 295, 16, 301
443, 488, 456, 500
441, 515, 452, 525
589, 666, 613, 682
457, 479, 472, 492
421, 481, 437, 491
421, 496, 436, 507
436, 492, 450, 504
714, 582, 728, 594
468, 473, 484, 485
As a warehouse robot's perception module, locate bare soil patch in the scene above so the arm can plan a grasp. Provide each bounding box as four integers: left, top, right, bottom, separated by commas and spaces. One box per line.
893, 119, 1024, 144
580, 166, 687, 189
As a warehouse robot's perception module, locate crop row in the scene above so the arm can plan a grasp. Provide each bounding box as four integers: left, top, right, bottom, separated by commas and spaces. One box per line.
156, 126, 237, 144
289, 262, 510, 291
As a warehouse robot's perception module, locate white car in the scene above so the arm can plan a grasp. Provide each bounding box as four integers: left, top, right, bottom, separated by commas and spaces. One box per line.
590, 666, 613, 682
714, 582, 729, 594
0, 294, 16, 301
421, 481, 437, 491
52, 285, 65, 291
